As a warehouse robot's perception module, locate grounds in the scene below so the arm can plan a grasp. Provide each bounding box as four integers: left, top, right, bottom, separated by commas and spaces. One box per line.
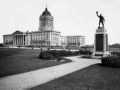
0, 48, 71, 78
30, 64, 120, 90
29, 48, 120, 90
0, 48, 120, 90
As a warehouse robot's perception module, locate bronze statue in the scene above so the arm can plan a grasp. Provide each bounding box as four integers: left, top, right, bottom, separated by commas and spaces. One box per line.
96, 11, 105, 27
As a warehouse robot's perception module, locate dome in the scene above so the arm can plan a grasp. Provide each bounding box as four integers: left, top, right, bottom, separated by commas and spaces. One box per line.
42, 8, 51, 16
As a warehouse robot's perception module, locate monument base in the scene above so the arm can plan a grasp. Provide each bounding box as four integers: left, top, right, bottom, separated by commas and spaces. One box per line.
92, 51, 111, 58
92, 26, 111, 59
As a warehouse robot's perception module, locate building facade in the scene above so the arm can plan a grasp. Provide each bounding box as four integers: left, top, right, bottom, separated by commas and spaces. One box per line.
66, 36, 85, 47
3, 7, 85, 47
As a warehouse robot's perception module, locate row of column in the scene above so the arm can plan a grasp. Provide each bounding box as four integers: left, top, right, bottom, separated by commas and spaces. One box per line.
13, 35, 25, 46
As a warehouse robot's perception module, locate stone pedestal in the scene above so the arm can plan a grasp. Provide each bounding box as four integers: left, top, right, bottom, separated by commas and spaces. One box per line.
92, 27, 110, 58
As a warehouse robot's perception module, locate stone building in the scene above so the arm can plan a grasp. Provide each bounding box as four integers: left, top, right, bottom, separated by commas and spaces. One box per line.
60, 35, 67, 47
3, 7, 85, 47
66, 36, 85, 47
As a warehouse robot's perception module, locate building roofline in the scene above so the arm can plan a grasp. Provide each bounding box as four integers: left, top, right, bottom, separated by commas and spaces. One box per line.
66, 35, 85, 37
3, 34, 12, 36
29, 30, 60, 34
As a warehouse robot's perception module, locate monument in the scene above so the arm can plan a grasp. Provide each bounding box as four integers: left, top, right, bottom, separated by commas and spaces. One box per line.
92, 11, 110, 57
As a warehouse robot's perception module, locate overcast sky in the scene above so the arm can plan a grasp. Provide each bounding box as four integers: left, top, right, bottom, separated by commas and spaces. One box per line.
0, 0, 120, 45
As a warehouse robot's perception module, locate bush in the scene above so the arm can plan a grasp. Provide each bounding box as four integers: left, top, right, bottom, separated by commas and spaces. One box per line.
0, 44, 3, 47
17, 45, 22, 48
74, 51, 80, 55
111, 51, 120, 56
56, 57, 63, 61
39, 50, 80, 60
39, 52, 54, 60
47, 50, 74, 57
79, 50, 93, 55
101, 56, 120, 67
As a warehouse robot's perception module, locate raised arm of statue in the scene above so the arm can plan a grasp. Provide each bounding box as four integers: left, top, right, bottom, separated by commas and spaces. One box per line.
96, 11, 99, 17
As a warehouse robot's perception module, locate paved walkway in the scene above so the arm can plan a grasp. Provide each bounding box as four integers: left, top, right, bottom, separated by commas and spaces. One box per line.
0, 56, 101, 90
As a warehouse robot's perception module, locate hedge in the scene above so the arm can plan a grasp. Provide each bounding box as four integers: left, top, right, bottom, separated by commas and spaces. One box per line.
79, 50, 93, 55
39, 50, 93, 60
39, 50, 79, 60
111, 51, 120, 56
39, 51, 54, 60
101, 56, 120, 67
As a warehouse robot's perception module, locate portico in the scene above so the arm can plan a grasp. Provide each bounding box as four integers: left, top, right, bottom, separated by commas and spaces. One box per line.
12, 31, 26, 46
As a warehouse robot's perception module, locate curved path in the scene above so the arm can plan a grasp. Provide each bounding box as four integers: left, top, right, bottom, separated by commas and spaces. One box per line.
0, 56, 100, 90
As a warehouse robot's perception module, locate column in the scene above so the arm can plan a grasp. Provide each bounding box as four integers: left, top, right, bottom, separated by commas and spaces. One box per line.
13, 36, 15, 46
14, 36, 16, 45
18, 36, 19, 45
24, 35, 26, 45
20, 35, 22, 46
23, 35, 24, 46
16, 36, 17, 46
22, 35, 24, 46
20, 35, 21, 46
14, 36, 16, 46
21, 35, 22, 45
19, 36, 20, 45
18, 36, 19, 46
24, 35, 25, 45
22, 35, 23, 46
13, 36, 14, 46
17, 36, 18, 46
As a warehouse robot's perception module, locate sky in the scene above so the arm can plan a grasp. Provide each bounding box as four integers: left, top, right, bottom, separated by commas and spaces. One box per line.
0, 0, 120, 45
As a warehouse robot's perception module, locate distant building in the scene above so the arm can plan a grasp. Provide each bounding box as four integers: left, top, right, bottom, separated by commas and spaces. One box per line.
60, 35, 67, 47
66, 36, 85, 47
3, 7, 85, 47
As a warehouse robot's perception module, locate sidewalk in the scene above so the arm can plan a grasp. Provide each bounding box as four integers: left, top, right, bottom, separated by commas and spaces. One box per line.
0, 56, 100, 90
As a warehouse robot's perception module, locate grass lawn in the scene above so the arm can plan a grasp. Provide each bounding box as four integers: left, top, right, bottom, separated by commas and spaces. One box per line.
29, 64, 120, 90
0, 48, 71, 78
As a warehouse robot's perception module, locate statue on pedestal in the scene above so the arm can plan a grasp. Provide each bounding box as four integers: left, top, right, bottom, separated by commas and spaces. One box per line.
96, 11, 105, 28
92, 11, 110, 58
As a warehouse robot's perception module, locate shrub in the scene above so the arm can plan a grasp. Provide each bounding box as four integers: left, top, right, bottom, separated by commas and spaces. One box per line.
74, 51, 80, 55
17, 45, 22, 48
79, 50, 93, 55
0, 44, 3, 47
111, 51, 120, 56
48, 50, 74, 57
39, 51, 54, 60
39, 50, 79, 60
101, 56, 120, 67
49, 50, 59, 57
56, 57, 63, 62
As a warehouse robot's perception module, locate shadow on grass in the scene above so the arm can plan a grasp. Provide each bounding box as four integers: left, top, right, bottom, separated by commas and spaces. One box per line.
0, 48, 72, 78
0, 48, 25, 59
0, 57, 71, 78
29, 63, 120, 90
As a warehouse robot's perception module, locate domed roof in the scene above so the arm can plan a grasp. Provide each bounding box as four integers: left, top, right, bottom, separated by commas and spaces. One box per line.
42, 7, 51, 16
